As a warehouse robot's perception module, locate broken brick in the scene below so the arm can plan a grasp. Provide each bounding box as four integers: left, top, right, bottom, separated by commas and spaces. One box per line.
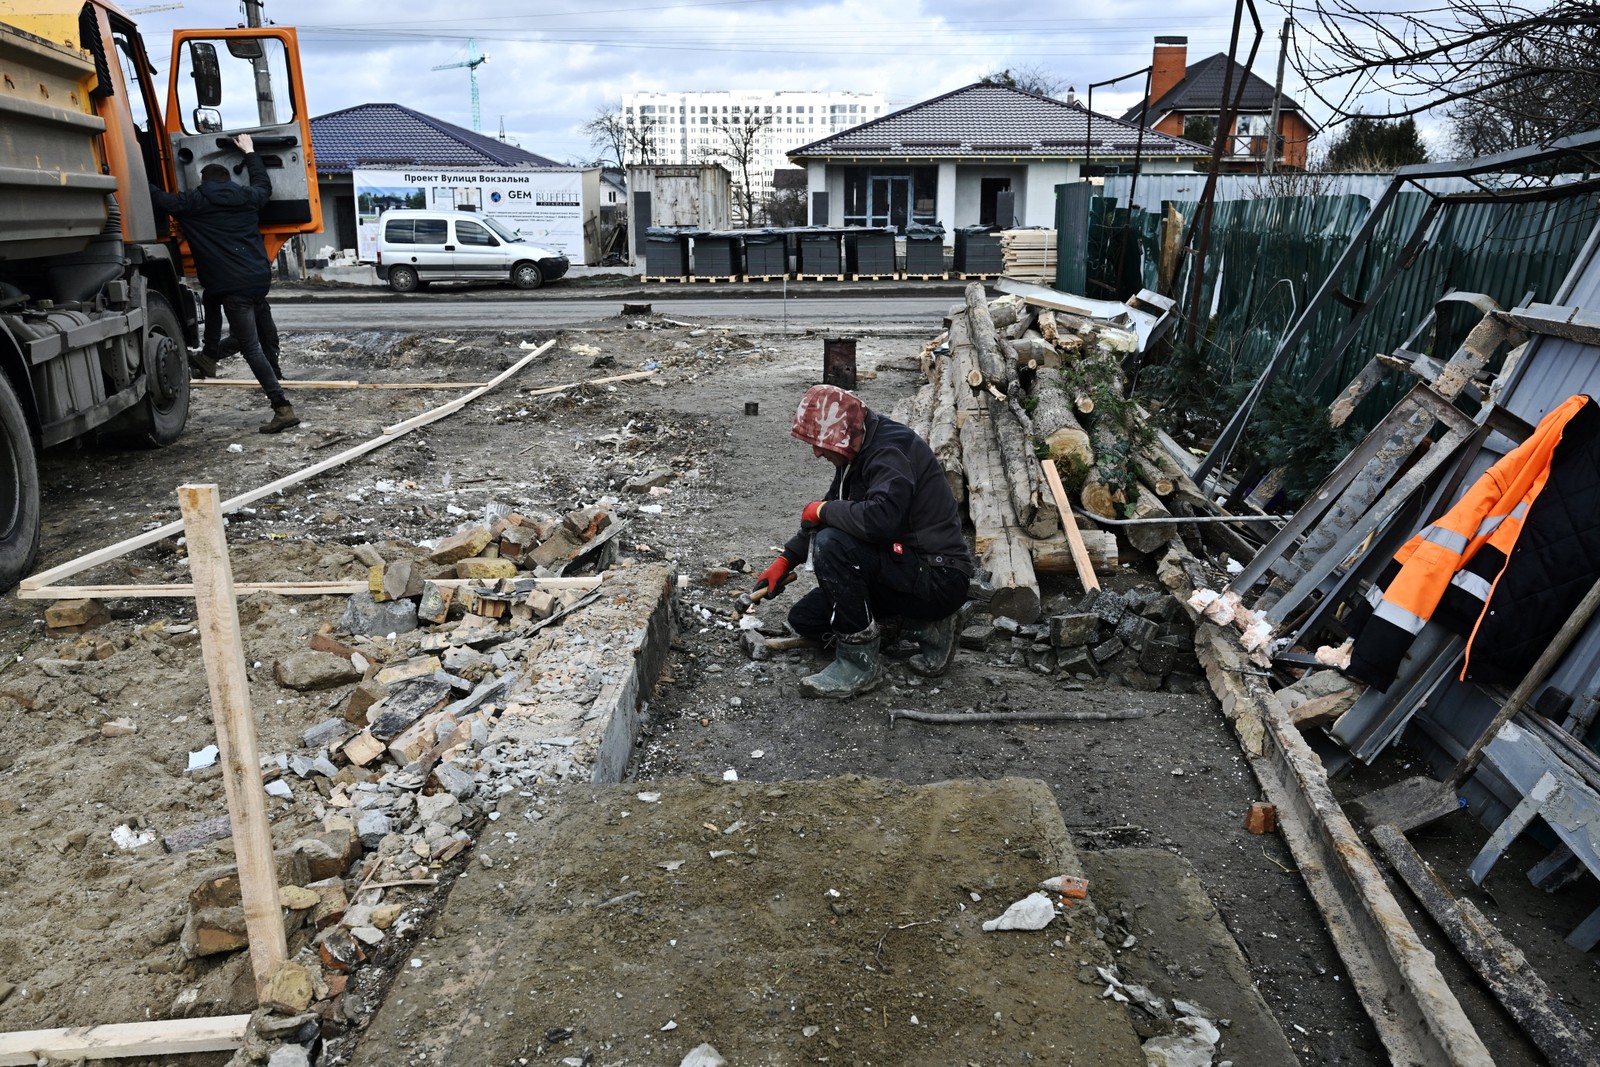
44, 598, 110, 634
1244, 802, 1277, 834
456, 557, 517, 581
429, 527, 492, 565
416, 581, 454, 625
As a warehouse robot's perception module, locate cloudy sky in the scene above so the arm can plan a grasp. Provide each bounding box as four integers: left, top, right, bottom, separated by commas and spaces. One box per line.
131, 0, 1411, 163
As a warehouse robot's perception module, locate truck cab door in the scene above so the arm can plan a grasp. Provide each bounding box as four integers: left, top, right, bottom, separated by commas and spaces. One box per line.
163, 28, 321, 255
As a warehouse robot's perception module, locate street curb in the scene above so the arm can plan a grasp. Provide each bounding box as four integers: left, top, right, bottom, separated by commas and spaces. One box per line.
271, 282, 970, 305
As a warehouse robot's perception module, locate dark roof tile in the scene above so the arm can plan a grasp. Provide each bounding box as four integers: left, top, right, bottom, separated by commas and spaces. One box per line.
1123, 53, 1303, 122
309, 103, 561, 173
789, 83, 1207, 160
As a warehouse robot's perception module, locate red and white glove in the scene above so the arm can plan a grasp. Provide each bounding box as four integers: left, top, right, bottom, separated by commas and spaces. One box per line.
800, 500, 827, 528
753, 557, 793, 597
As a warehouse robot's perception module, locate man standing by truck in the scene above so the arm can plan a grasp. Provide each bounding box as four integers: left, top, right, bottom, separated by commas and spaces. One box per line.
150, 134, 298, 433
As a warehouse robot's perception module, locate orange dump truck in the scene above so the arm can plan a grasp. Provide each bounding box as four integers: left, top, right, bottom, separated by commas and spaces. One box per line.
0, 0, 320, 588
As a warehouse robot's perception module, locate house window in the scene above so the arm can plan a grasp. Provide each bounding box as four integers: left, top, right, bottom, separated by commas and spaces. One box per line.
1183, 114, 1216, 145
841, 165, 938, 233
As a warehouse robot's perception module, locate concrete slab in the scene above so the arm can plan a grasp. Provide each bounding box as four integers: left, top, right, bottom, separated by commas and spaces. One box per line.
1081, 848, 1300, 1063
348, 776, 1146, 1065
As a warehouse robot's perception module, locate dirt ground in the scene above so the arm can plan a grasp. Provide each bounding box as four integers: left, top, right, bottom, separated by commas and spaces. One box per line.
0, 305, 1593, 1065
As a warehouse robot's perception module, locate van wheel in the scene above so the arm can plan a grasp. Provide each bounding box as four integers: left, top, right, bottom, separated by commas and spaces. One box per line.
0, 377, 41, 593
389, 265, 420, 293
512, 262, 543, 290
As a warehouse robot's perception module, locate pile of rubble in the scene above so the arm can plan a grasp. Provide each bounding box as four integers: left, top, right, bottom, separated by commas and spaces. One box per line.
961, 584, 1204, 693
161, 504, 674, 1063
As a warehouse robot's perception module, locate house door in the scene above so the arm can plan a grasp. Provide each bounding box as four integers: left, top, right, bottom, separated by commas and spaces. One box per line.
868, 175, 910, 233
979, 177, 1012, 226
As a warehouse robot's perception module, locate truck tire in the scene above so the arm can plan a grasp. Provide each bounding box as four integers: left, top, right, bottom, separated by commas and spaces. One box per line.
117, 292, 190, 447
0, 377, 42, 594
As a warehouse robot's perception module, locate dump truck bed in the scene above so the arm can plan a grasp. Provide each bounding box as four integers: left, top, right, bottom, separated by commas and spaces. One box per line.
0, 18, 118, 260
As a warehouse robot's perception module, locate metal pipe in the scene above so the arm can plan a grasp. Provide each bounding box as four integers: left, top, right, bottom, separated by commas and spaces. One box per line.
1072, 507, 1288, 526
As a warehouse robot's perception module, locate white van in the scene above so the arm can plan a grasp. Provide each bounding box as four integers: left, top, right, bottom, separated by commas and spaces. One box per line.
374, 209, 569, 292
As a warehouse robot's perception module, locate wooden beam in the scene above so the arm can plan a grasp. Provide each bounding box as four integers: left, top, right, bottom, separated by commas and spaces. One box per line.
178, 485, 286, 997
193, 380, 491, 390
22, 344, 641, 594
1371, 824, 1600, 1067
1039, 458, 1100, 592
16, 575, 602, 602
0, 1014, 250, 1064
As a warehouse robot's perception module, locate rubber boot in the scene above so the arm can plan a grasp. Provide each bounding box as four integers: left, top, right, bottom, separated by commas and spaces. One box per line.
259, 403, 300, 434
799, 623, 884, 700
906, 611, 960, 677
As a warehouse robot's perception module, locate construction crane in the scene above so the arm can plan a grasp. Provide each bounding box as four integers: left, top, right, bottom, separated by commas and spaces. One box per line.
433, 39, 489, 134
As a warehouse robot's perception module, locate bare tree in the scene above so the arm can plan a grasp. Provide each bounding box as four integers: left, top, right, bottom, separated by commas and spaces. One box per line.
980, 64, 1072, 99
583, 108, 628, 168
699, 110, 775, 225
1293, 0, 1600, 154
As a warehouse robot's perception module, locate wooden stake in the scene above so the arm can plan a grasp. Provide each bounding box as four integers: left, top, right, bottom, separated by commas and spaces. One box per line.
193, 380, 490, 390
178, 485, 286, 997
1039, 458, 1101, 592
0, 1015, 250, 1064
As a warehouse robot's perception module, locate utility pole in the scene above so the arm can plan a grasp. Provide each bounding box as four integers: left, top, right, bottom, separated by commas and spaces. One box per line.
243, 0, 263, 26
1265, 17, 1291, 174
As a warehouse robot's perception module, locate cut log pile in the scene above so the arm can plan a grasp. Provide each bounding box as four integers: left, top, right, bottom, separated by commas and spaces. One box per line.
898, 282, 1220, 621
999, 229, 1058, 285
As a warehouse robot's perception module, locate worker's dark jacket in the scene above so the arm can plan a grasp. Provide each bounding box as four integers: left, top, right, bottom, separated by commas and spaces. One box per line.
781, 410, 974, 576
1348, 393, 1600, 690
149, 154, 272, 296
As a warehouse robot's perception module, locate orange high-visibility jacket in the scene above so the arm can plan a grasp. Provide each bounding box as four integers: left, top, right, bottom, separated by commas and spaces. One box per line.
1348, 394, 1597, 691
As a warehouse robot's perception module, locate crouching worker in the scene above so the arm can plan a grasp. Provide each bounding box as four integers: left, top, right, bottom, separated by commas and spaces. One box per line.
752, 384, 973, 699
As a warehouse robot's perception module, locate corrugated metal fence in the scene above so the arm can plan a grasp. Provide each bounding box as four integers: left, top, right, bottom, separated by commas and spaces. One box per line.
1092, 188, 1600, 424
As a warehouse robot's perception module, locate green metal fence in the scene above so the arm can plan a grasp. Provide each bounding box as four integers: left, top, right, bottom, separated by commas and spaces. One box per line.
1093, 189, 1600, 427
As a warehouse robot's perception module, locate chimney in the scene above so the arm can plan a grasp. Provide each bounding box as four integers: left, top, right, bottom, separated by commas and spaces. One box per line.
1149, 35, 1188, 110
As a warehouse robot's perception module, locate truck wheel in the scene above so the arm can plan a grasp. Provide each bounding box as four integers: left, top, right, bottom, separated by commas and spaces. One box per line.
389, 266, 420, 293
0, 378, 42, 593
117, 293, 190, 447
511, 262, 542, 290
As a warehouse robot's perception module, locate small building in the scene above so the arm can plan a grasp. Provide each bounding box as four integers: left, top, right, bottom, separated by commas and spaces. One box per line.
305, 103, 623, 267
1122, 36, 1317, 172
787, 82, 1210, 241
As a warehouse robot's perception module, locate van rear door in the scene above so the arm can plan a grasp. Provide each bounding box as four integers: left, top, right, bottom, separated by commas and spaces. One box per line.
163, 27, 321, 261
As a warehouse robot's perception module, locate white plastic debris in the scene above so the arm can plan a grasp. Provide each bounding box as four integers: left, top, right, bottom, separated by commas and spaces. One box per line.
636, 791, 662, 803
679, 1045, 726, 1067
722, 769, 738, 782
981, 891, 1056, 932
111, 824, 154, 850
639, 504, 664, 515
188, 744, 219, 771
659, 1020, 678, 1031
750, 749, 764, 759
227, 443, 244, 453
659, 860, 685, 871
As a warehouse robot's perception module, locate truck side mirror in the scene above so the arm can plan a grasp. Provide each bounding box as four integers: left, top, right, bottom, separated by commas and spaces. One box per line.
188, 41, 222, 108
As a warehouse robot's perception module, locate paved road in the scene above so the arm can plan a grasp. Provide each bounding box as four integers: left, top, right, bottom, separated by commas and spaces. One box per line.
273, 295, 958, 331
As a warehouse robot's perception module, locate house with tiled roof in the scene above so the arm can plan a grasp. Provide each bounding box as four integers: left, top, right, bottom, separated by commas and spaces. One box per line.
302, 103, 620, 265
1122, 36, 1318, 172
786, 82, 1209, 241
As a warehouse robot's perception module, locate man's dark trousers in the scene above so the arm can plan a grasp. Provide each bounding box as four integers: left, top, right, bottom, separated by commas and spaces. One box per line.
787, 527, 968, 639
222, 290, 286, 406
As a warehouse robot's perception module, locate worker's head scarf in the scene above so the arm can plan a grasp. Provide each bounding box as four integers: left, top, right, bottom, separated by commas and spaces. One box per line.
791, 384, 867, 460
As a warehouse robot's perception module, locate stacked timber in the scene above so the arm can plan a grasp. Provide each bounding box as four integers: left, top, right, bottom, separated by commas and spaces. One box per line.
999, 230, 1058, 285
898, 283, 1203, 620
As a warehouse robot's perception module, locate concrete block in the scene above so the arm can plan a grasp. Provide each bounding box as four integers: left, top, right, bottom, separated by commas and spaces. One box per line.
1049, 613, 1100, 649
340, 593, 418, 637
430, 527, 492, 564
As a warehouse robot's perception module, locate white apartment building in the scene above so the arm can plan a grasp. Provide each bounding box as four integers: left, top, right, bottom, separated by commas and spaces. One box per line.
621, 90, 886, 208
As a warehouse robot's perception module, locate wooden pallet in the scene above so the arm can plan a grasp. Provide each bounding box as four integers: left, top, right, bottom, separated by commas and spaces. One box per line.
957, 272, 1001, 280
687, 274, 742, 283
640, 276, 686, 283
743, 274, 790, 282
850, 273, 899, 281
902, 272, 949, 281
795, 273, 845, 281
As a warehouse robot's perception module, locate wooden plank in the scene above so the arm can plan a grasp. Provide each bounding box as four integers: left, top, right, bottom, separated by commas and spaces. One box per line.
1039, 458, 1100, 592
18, 575, 602, 602
193, 380, 491, 390
178, 485, 286, 996
0, 1014, 251, 1064
23, 342, 621, 593
1371, 823, 1600, 1067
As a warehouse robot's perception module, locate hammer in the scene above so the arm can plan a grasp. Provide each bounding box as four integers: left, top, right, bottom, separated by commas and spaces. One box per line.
740, 631, 823, 660
731, 571, 795, 618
